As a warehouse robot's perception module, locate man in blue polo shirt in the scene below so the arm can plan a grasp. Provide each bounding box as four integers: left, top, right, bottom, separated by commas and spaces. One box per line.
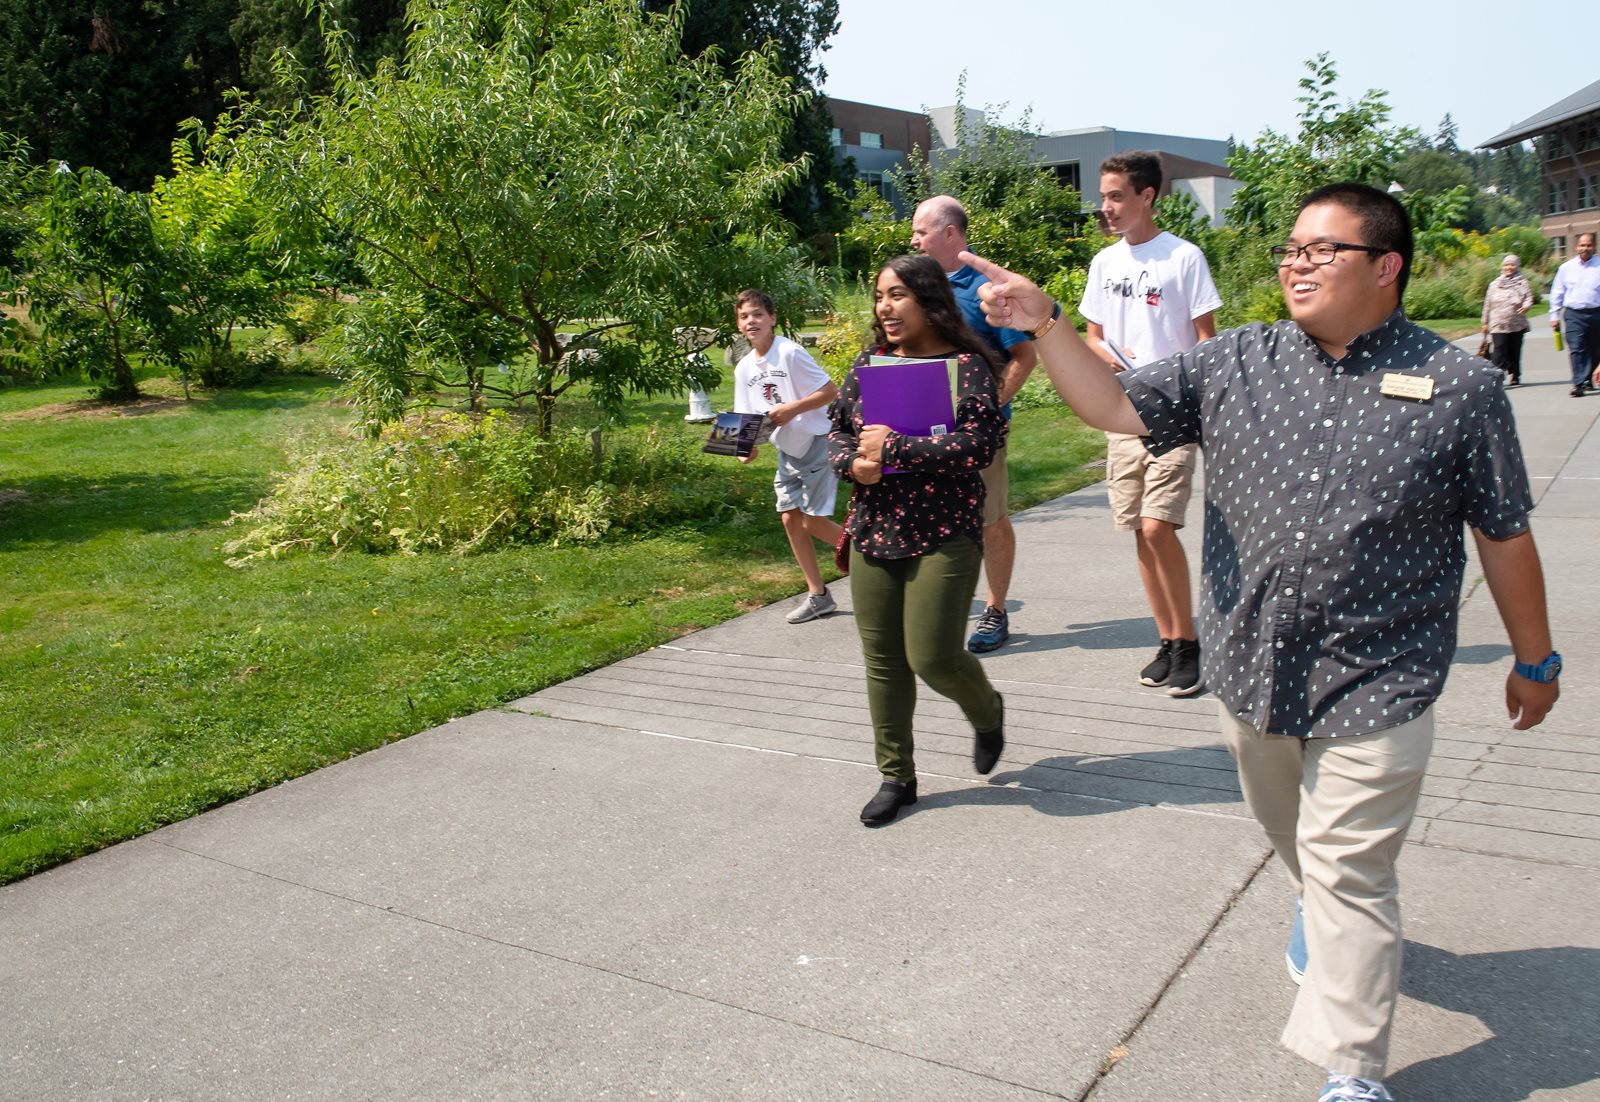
911, 195, 1037, 653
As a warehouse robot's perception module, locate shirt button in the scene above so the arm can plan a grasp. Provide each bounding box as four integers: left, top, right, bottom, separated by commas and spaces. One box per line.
1275, 640, 1285, 649
1323, 419, 1334, 428
1295, 531, 1306, 541
1284, 587, 1296, 597
1309, 472, 1320, 482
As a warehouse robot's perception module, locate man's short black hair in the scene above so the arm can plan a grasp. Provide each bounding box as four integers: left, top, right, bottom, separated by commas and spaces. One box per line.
1099, 151, 1163, 197
1299, 183, 1414, 299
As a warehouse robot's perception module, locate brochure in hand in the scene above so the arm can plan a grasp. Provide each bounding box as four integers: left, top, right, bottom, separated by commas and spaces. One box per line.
1098, 339, 1138, 372
701, 412, 775, 458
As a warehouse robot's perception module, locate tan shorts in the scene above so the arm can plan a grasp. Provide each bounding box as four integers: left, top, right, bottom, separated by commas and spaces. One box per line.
981, 444, 1009, 526
1106, 433, 1197, 531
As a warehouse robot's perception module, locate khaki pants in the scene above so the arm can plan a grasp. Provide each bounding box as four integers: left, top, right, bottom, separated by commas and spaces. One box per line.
1219, 704, 1434, 1079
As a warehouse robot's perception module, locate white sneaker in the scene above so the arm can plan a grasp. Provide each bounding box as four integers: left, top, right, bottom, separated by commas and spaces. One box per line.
1320, 1074, 1394, 1101
785, 589, 836, 624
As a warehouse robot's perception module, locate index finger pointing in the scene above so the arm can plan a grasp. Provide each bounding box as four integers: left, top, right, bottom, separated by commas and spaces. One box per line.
959, 250, 1015, 283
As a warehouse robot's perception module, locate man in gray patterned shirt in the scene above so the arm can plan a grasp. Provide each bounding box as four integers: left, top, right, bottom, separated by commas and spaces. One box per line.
961, 183, 1559, 1102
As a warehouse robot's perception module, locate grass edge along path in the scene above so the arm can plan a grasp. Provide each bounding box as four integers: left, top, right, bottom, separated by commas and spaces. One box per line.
0, 370, 1102, 885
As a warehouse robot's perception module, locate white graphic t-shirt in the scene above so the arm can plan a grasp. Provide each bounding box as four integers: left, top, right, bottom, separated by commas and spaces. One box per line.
733, 334, 833, 457
1079, 231, 1222, 365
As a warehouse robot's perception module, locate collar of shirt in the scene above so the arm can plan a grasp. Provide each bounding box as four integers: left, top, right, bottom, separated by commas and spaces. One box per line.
1291, 307, 1410, 372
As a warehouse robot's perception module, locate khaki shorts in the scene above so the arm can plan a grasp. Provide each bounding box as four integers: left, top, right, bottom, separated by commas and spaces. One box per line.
1106, 433, 1197, 531
980, 444, 1009, 527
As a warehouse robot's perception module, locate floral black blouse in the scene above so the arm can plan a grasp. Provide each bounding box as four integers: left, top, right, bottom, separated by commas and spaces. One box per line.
828, 347, 1005, 560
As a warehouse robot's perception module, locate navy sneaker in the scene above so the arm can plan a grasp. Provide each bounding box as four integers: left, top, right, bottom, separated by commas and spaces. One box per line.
968, 605, 1009, 652
1287, 898, 1306, 986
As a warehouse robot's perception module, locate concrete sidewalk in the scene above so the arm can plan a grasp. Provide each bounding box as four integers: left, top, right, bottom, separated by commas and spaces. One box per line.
3, 332, 1598, 1101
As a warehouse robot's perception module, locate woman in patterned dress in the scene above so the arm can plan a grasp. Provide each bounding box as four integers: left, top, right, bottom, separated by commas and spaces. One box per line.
829, 254, 1009, 825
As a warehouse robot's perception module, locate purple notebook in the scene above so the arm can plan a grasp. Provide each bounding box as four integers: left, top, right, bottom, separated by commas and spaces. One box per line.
857, 358, 957, 475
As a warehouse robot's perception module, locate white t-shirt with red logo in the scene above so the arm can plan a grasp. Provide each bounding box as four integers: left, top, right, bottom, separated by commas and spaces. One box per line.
1079, 231, 1222, 365
733, 334, 833, 457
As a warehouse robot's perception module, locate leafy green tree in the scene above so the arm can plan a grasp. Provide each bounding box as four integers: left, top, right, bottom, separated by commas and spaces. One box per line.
646, 0, 848, 253
839, 80, 1097, 282
1226, 54, 1420, 242
242, 0, 814, 434
20, 165, 184, 398
1394, 149, 1474, 197
230, 0, 409, 110
150, 120, 302, 383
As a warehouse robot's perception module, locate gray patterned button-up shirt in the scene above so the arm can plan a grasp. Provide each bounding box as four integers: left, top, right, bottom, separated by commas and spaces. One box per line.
1121, 310, 1533, 738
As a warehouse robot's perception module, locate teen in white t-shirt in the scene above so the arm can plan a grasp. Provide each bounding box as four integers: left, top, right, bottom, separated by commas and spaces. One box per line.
731, 289, 844, 623
1077, 155, 1220, 698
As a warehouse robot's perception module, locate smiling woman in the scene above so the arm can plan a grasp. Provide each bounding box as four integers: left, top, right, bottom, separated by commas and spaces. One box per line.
825, 254, 1008, 825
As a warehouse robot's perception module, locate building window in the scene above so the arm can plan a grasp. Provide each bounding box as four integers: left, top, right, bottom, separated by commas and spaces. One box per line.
1580, 175, 1591, 210
859, 132, 883, 149
829, 128, 841, 148
1557, 236, 1568, 258
1050, 162, 1082, 192
859, 171, 887, 200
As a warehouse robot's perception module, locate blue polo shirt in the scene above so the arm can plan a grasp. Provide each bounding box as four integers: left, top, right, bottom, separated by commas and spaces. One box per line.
948, 264, 1030, 419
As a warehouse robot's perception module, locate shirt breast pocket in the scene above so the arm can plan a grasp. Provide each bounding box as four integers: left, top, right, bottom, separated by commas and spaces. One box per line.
1343, 424, 1452, 509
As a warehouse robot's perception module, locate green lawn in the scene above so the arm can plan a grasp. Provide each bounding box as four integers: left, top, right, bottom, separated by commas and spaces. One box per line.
0, 366, 1103, 883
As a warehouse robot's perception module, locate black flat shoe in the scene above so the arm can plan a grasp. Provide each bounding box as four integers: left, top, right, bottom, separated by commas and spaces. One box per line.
973, 694, 1004, 775
860, 779, 917, 825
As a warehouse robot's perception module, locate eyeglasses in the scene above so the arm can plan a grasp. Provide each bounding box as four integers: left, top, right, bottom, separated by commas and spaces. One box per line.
1270, 241, 1391, 266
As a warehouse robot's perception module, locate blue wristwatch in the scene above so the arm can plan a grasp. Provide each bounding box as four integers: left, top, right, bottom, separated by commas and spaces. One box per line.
1513, 651, 1562, 683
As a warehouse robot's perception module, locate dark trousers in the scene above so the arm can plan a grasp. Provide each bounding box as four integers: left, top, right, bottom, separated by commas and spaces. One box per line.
1563, 306, 1600, 386
1490, 331, 1525, 382
851, 536, 1000, 781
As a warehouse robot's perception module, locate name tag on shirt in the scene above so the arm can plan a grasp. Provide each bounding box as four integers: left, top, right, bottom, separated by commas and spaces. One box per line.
1380, 373, 1435, 401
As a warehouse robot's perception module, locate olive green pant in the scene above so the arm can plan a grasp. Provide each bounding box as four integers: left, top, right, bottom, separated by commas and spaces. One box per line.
851, 536, 1000, 781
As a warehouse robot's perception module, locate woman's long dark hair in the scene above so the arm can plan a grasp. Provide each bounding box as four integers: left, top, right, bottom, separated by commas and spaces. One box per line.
869, 254, 1003, 375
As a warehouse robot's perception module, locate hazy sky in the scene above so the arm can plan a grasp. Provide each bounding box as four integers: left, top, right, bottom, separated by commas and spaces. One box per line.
819, 0, 1596, 149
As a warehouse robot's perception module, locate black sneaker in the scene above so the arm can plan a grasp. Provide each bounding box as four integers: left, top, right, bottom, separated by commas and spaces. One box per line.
1167, 639, 1203, 697
1140, 639, 1175, 686
1572, 385, 1586, 398
860, 779, 917, 825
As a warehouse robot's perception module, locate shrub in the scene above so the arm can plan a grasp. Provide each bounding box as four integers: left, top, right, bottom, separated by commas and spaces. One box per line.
223, 411, 758, 563
1484, 225, 1553, 271
1405, 256, 1498, 320
278, 294, 345, 346
814, 278, 874, 381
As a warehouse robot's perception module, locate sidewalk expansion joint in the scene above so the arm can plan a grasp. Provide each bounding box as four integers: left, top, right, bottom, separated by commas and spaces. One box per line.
150, 837, 1070, 1098
1076, 849, 1274, 1101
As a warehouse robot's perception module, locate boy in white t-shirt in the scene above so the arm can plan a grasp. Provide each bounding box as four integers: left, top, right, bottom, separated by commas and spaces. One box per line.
732, 289, 844, 623
1079, 152, 1221, 696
